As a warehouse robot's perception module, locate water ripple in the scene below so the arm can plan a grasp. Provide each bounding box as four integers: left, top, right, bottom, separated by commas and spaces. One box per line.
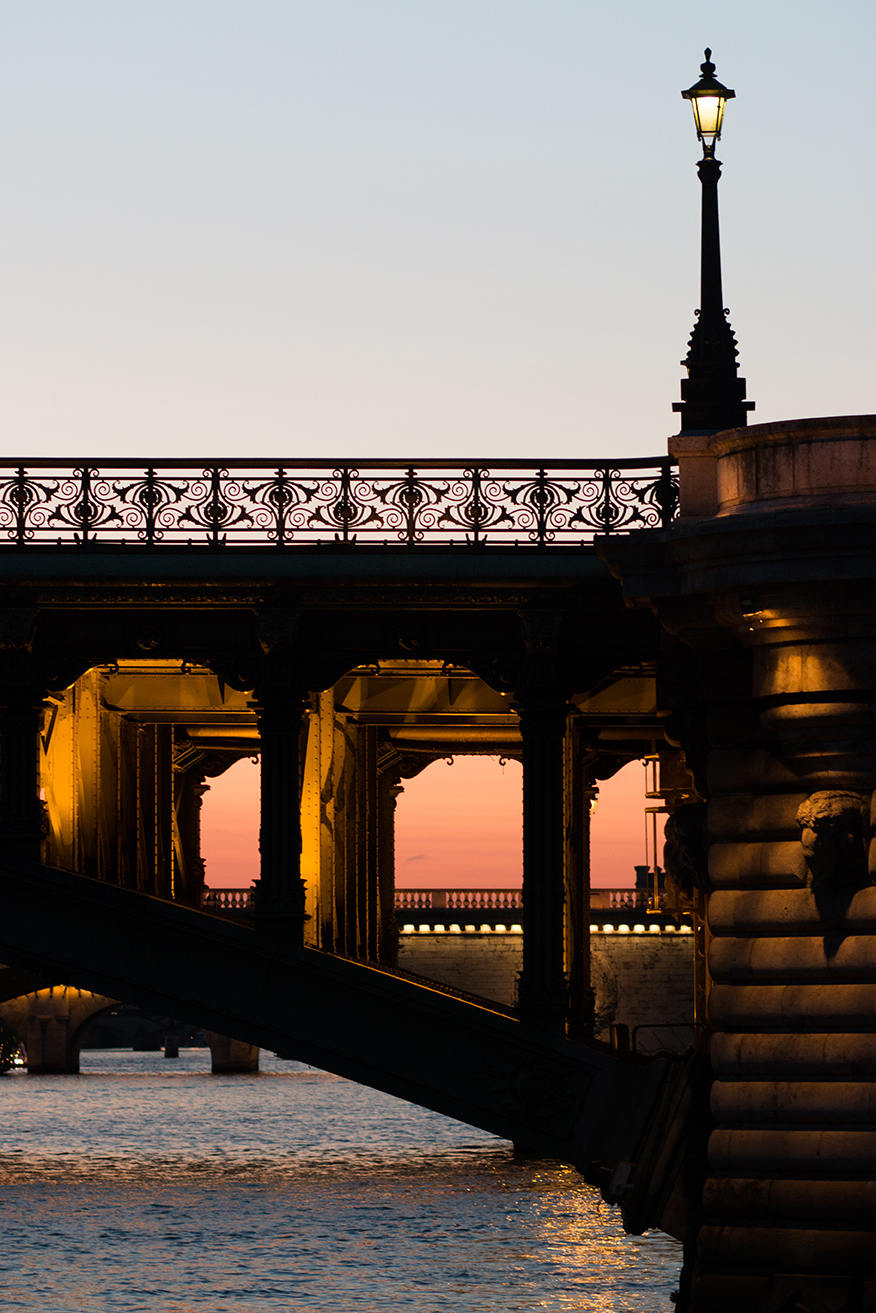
0, 1050, 681, 1311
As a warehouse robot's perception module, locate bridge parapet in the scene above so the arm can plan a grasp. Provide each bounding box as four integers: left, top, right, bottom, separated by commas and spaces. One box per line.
202, 888, 254, 914
392, 886, 683, 927
205, 885, 686, 928
395, 887, 522, 911
0, 457, 676, 549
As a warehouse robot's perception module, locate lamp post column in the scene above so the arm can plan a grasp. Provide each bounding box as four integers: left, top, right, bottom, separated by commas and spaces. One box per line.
673, 49, 754, 435
698, 150, 723, 325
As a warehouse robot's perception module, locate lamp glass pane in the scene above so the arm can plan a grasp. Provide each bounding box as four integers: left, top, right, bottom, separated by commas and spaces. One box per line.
692, 93, 724, 142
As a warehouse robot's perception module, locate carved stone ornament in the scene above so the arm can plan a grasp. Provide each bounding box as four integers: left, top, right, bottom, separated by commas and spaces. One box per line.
663, 802, 708, 907
796, 791, 870, 887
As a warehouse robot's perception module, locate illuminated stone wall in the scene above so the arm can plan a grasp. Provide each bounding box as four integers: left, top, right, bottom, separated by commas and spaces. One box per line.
398, 926, 694, 1049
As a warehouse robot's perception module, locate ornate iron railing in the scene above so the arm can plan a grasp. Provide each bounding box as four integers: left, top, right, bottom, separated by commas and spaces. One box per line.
0, 458, 677, 549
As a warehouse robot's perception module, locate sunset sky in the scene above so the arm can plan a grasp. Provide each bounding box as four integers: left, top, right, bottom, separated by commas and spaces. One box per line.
201, 756, 653, 890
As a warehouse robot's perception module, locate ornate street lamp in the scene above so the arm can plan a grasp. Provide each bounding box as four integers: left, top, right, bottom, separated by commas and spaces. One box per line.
673, 49, 754, 433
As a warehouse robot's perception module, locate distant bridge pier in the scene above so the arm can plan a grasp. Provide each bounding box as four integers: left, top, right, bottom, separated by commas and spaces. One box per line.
204, 1030, 260, 1074
0, 983, 264, 1075
23, 1012, 77, 1073
0, 987, 116, 1074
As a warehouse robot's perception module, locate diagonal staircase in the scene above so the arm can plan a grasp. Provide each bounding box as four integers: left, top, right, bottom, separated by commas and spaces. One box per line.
0, 859, 677, 1179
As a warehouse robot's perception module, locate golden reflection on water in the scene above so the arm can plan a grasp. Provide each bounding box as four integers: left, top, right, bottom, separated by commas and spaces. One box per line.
0, 1053, 682, 1312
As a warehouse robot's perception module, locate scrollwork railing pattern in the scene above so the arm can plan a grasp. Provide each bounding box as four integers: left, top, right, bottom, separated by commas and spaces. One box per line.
0, 458, 677, 548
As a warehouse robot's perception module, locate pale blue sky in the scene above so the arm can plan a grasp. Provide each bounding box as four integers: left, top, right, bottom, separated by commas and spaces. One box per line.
3, 2, 874, 459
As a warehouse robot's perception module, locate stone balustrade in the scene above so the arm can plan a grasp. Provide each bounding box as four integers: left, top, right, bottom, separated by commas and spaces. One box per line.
204, 885, 668, 917
202, 888, 255, 912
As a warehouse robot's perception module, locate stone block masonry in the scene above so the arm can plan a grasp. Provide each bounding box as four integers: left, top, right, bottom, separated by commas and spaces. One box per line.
398, 925, 694, 1052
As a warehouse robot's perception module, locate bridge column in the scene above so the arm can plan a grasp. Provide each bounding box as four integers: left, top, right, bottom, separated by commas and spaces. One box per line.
0, 685, 45, 863
516, 695, 569, 1033
565, 718, 594, 1041
691, 646, 876, 1311
24, 1011, 79, 1073
377, 755, 403, 966
355, 723, 379, 960
605, 418, 876, 1312
253, 679, 308, 944
172, 764, 209, 907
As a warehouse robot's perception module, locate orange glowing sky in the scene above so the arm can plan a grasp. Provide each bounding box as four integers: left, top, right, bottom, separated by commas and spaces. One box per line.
201, 755, 654, 890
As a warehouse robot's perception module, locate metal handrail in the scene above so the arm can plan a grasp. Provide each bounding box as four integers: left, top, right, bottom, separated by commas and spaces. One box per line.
0, 455, 675, 470
0, 457, 677, 549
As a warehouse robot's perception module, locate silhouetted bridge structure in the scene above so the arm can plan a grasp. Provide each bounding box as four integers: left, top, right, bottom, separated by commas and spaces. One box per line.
1, 426, 874, 1308
0, 455, 689, 1232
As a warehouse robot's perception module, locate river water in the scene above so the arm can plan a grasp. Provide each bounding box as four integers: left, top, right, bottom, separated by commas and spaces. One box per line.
0, 1050, 681, 1312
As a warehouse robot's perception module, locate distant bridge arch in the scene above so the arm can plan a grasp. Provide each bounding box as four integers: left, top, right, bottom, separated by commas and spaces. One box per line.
0, 986, 117, 1074
0, 985, 260, 1075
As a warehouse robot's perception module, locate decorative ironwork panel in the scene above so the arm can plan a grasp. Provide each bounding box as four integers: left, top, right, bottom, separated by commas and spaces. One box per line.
0, 459, 677, 548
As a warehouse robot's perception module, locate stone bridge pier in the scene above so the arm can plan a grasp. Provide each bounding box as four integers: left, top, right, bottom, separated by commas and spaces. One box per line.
610, 417, 876, 1313
0, 984, 261, 1074
0, 987, 116, 1073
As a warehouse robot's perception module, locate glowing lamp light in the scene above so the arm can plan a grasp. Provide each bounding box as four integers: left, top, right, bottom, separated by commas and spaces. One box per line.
682, 48, 734, 152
